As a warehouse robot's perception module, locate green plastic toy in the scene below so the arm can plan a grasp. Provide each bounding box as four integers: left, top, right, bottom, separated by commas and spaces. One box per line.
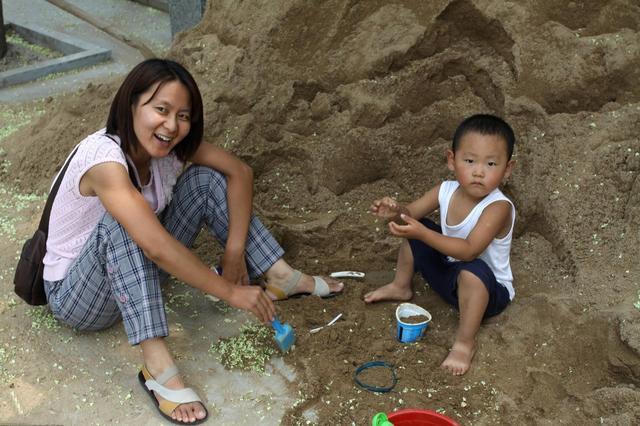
372, 412, 394, 426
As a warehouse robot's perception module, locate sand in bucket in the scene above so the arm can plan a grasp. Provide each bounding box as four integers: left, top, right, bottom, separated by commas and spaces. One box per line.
395, 303, 432, 343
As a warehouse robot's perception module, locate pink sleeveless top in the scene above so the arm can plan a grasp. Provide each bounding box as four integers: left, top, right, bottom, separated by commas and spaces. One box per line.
43, 129, 183, 281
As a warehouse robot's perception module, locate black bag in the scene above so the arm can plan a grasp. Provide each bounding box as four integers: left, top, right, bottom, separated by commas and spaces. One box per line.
14, 230, 48, 305
13, 148, 78, 305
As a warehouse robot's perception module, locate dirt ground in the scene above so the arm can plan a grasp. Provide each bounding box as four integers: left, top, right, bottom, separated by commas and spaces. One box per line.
1, 0, 640, 424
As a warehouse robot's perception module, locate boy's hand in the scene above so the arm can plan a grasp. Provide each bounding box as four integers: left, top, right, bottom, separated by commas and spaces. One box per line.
370, 196, 402, 219
388, 214, 427, 240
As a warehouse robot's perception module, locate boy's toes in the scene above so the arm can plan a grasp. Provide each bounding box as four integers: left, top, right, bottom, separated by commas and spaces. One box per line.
440, 343, 476, 376
363, 289, 386, 303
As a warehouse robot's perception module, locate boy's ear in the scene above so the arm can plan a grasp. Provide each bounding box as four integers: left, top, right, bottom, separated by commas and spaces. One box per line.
446, 149, 455, 172
504, 159, 516, 179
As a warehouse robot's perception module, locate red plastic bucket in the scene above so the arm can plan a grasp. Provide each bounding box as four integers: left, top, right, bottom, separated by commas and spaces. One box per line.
387, 409, 459, 426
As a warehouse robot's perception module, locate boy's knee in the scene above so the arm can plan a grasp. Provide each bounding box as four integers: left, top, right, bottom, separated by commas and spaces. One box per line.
457, 269, 484, 291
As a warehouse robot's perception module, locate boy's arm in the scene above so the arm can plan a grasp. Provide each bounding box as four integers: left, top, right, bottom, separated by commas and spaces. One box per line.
390, 200, 512, 261
406, 184, 440, 218
371, 184, 439, 223
386, 184, 440, 223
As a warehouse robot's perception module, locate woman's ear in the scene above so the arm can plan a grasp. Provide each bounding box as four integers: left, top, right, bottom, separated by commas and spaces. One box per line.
446, 149, 455, 172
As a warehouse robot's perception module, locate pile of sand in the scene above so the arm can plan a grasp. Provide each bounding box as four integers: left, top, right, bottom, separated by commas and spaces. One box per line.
3, 0, 639, 423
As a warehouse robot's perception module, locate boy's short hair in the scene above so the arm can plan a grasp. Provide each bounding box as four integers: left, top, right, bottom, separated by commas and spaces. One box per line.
452, 114, 515, 160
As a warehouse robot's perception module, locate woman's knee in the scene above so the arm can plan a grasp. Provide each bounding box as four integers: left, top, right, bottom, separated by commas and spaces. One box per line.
52, 302, 120, 332
183, 165, 226, 188
96, 213, 134, 245
176, 165, 228, 204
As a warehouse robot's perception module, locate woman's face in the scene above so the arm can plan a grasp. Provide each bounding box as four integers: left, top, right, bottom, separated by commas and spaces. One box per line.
132, 79, 191, 159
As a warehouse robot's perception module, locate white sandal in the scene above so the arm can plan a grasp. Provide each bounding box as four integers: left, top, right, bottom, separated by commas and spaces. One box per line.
138, 364, 208, 424
265, 269, 340, 300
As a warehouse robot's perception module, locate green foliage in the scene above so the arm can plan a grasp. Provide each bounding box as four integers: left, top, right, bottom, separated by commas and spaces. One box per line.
0, 105, 44, 142
27, 306, 60, 331
209, 322, 276, 373
0, 346, 16, 383
6, 30, 62, 59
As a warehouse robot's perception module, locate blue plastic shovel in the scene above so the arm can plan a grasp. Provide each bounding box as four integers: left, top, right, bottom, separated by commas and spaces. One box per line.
271, 317, 295, 352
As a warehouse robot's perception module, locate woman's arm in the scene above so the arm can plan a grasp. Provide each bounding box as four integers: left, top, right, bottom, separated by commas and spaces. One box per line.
82, 161, 274, 322
189, 142, 254, 285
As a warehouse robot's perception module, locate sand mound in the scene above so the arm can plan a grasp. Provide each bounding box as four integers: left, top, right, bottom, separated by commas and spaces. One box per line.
3, 0, 639, 424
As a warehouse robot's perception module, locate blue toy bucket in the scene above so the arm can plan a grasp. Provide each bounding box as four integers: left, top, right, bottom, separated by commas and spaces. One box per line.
396, 303, 432, 343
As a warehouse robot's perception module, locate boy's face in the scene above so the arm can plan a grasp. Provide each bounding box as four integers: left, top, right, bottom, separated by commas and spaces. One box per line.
447, 131, 515, 199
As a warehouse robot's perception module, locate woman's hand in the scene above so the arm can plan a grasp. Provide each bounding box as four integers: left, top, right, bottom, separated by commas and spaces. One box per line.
220, 251, 250, 286
369, 196, 402, 220
227, 285, 275, 324
388, 214, 427, 240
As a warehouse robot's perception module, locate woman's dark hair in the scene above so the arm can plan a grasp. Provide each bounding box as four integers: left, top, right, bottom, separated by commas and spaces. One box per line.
452, 114, 516, 160
106, 58, 204, 162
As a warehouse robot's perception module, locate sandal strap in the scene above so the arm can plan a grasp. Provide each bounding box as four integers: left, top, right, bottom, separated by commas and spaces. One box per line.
283, 269, 303, 295
266, 269, 303, 299
145, 379, 202, 404
312, 276, 330, 297
155, 365, 179, 386
265, 284, 287, 300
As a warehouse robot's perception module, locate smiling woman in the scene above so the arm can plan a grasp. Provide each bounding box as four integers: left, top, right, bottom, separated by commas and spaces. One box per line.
129, 80, 192, 184
37, 58, 344, 424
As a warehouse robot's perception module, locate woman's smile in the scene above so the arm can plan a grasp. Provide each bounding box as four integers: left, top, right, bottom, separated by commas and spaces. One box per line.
132, 79, 192, 161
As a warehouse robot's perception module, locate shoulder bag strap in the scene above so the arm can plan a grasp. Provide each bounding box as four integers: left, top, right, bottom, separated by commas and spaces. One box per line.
38, 146, 79, 234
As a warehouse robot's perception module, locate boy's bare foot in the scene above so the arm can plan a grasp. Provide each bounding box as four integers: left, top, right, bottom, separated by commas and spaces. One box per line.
363, 282, 413, 303
440, 340, 476, 376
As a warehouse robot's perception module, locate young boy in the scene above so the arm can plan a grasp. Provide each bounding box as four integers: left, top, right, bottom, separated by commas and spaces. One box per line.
364, 114, 516, 376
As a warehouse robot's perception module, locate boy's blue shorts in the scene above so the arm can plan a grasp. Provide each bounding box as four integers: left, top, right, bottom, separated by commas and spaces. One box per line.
408, 218, 511, 318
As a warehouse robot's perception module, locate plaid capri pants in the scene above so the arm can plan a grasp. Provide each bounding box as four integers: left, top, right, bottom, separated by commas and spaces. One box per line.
44, 165, 284, 345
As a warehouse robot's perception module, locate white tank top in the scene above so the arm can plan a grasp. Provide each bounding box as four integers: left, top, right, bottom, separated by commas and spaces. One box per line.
439, 180, 515, 300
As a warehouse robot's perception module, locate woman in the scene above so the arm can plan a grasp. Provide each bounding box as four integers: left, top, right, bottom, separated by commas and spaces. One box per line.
43, 59, 343, 424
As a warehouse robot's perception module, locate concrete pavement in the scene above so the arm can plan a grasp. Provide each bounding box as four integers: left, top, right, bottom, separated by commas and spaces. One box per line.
1, 0, 172, 103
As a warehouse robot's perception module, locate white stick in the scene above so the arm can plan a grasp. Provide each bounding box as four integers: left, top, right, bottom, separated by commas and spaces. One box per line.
309, 313, 343, 334
330, 271, 365, 279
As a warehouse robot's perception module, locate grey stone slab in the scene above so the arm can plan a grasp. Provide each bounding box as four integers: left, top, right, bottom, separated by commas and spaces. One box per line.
169, 0, 206, 37
132, 0, 170, 13
0, 22, 111, 89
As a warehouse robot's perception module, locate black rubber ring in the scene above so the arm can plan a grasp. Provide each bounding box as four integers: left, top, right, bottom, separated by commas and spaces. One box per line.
353, 361, 398, 393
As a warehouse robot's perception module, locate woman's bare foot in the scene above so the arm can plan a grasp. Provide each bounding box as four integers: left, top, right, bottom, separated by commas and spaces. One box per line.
141, 338, 207, 423
363, 282, 413, 303
264, 263, 344, 300
148, 370, 208, 423
440, 340, 476, 376
294, 272, 343, 296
